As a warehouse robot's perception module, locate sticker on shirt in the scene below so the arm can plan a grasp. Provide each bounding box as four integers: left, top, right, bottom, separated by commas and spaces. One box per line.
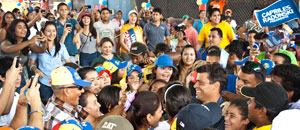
100, 29, 113, 38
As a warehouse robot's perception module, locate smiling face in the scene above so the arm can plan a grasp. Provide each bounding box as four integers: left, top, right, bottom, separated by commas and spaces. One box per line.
83, 93, 102, 118
84, 71, 101, 94
210, 11, 221, 25
15, 22, 28, 38
128, 13, 137, 24
100, 41, 113, 55
182, 48, 196, 66
99, 72, 111, 89
193, 72, 216, 103
147, 103, 163, 128
43, 24, 57, 41
82, 15, 91, 26
225, 105, 249, 130
155, 66, 173, 82
4, 13, 14, 26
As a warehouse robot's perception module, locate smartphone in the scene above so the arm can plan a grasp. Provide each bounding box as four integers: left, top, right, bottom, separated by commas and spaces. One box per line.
35, 8, 39, 13
87, 5, 91, 9
36, 31, 42, 36
66, 23, 72, 28
16, 56, 20, 68
41, 9, 45, 13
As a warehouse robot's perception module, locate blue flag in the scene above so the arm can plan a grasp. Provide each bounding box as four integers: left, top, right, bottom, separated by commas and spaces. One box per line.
255, 0, 300, 27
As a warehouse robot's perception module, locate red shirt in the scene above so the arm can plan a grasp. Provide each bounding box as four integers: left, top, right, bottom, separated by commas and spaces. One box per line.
185, 26, 198, 47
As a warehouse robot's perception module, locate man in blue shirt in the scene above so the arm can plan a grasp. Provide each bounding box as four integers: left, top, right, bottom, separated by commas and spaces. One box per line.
53, 3, 82, 62
143, 8, 170, 52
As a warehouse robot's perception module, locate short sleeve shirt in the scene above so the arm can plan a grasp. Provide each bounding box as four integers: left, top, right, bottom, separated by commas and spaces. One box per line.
53, 18, 79, 55
197, 21, 236, 49
30, 43, 70, 86
143, 22, 170, 51
94, 21, 120, 53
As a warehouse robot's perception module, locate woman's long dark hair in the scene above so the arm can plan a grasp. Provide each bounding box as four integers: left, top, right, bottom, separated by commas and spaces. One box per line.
6, 19, 30, 55
41, 21, 60, 57
97, 85, 121, 114
177, 44, 197, 76
79, 15, 97, 39
1, 11, 15, 28
126, 91, 160, 130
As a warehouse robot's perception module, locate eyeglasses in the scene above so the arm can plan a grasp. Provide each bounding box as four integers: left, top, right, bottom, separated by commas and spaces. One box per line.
243, 61, 262, 73
58, 86, 83, 90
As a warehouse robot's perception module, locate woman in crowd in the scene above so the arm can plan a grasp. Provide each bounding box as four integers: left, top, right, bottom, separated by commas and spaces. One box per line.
79, 91, 102, 118
156, 83, 192, 129
79, 12, 99, 66
97, 85, 125, 114
175, 29, 189, 53
119, 10, 144, 61
0, 11, 15, 42
95, 66, 112, 91
112, 10, 125, 28
127, 91, 163, 130
77, 67, 101, 94
177, 45, 197, 87
149, 79, 168, 93
126, 64, 142, 94
151, 54, 177, 83
92, 37, 123, 66
225, 99, 253, 130
29, 21, 70, 103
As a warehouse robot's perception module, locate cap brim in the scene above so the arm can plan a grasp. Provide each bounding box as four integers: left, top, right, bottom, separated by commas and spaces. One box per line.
74, 80, 92, 87
119, 61, 128, 69
127, 69, 141, 76
203, 102, 222, 124
240, 86, 257, 98
156, 64, 176, 69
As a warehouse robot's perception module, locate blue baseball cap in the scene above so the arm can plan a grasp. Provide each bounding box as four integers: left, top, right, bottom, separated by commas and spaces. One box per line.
234, 56, 250, 66
154, 55, 175, 68
127, 64, 141, 76
50, 66, 92, 87
176, 102, 222, 130
287, 43, 297, 51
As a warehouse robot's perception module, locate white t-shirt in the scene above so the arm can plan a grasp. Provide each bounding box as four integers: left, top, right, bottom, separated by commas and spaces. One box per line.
0, 88, 19, 126
154, 120, 170, 130
94, 21, 120, 53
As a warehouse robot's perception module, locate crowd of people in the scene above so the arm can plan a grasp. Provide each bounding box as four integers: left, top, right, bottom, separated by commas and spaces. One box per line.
0, 0, 300, 129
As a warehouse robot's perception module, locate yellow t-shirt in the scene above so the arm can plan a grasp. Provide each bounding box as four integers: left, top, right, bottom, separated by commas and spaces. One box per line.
197, 21, 235, 49
120, 24, 144, 53
253, 125, 271, 130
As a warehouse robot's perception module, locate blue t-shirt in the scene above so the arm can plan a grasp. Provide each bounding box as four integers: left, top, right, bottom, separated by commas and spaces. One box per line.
143, 22, 170, 51
53, 18, 79, 55
30, 43, 70, 86
193, 19, 206, 34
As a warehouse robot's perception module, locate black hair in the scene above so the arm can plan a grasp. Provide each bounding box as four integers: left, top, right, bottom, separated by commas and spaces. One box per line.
45, 12, 54, 19
187, 17, 194, 25
79, 15, 97, 38
126, 91, 160, 130
151, 66, 178, 83
111, 69, 122, 85
248, 30, 258, 35
229, 99, 254, 130
207, 50, 221, 57
210, 27, 223, 38
153, 8, 162, 14
1, 11, 15, 28
208, 8, 220, 18
42, 21, 61, 57
57, 2, 68, 10
97, 85, 121, 114
196, 63, 227, 93
117, 10, 122, 14
154, 43, 171, 56
207, 45, 221, 53
77, 66, 96, 80
164, 83, 192, 118
0, 56, 13, 79
271, 64, 300, 102
149, 79, 168, 91
12, 8, 20, 14
227, 44, 244, 60
252, 7, 260, 15
274, 53, 291, 64
241, 61, 266, 83
100, 8, 111, 14
64, 62, 80, 70
5, 19, 30, 55
177, 45, 197, 74
79, 91, 93, 107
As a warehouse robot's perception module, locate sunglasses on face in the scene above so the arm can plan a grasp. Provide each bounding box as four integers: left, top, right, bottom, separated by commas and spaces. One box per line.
58, 85, 83, 90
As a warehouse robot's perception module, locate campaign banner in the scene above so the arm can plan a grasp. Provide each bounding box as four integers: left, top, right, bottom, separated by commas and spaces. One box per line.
255, 0, 300, 27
